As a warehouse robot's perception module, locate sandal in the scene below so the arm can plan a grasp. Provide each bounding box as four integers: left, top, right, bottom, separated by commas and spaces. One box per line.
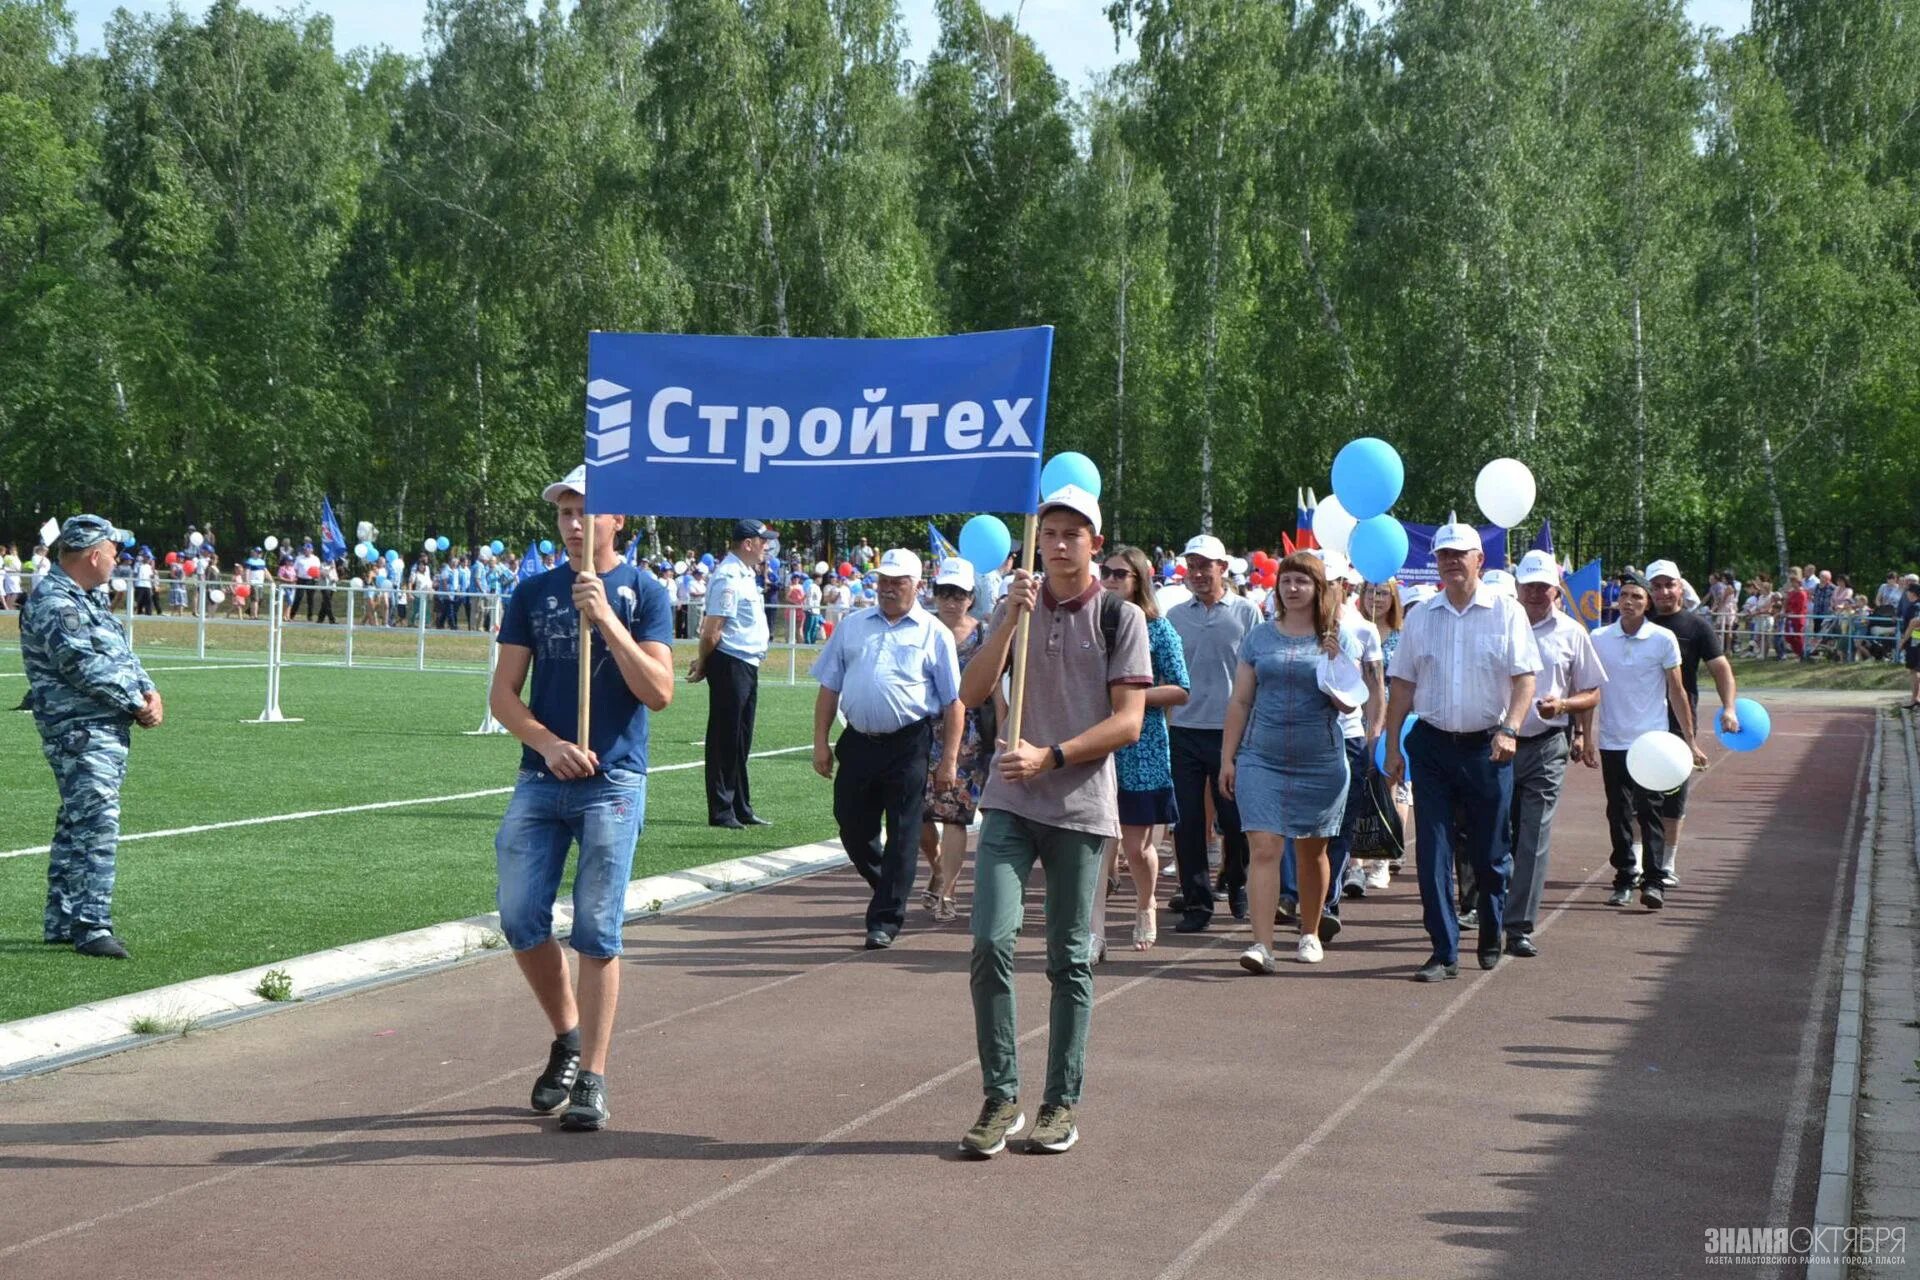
1133, 908, 1157, 951
920, 890, 939, 911
934, 896, 958, 923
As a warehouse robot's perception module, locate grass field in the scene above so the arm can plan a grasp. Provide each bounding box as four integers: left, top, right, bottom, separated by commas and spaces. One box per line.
0, 620, 838, 1025
1727, 655, 1910, 692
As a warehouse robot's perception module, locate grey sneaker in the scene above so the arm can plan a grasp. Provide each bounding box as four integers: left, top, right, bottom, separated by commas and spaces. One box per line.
959, 1098, 1025, 1157
1027, 1103, 1078, 1154
559, 1074, 609, 1131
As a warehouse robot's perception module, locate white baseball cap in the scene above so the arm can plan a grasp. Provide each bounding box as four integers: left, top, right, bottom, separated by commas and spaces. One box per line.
934, 557, 976, 592
1514, 549, 1560, 587
1039, 485, 1103, 536
1431, 518, 1480, 555
1400, 583, 1437, 607
541, 464, 587, 504
1481, 568, 1518, 598
1645, 558, 1682, 582
876, 548, 923, 579
1181, 534, 1228, 562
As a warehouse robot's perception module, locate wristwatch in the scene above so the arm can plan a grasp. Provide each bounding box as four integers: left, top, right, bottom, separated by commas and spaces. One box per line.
1493, 725, 1519, 740
1049, 745, 1067, 771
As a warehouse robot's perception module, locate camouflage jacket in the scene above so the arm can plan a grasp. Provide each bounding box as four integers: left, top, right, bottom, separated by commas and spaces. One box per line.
19, 565, 155, 737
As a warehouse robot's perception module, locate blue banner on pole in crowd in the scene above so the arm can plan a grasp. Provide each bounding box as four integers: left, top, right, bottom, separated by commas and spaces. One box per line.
1563, 557, 1604, 630
1394, 522, 1510, 585
582, 329, 1054, 519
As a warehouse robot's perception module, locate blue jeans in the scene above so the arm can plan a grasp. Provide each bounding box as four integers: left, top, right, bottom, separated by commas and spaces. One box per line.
1282, 736, 1367, 910
495, 768, 646, 958
1407, 722, 1514, 963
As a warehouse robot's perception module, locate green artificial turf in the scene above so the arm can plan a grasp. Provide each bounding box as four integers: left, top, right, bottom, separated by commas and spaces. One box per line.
0, 651, 838, 1024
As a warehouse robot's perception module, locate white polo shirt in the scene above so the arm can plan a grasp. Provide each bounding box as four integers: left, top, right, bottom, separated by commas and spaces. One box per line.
1520, 609, 1607, 736
1590, 619, 1681, 751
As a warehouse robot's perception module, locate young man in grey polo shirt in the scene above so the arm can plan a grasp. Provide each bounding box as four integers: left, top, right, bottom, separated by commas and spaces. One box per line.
955, 485, 1150, 1157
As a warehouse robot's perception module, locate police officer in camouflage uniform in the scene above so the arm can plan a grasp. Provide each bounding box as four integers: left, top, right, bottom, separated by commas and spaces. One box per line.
20, 515, 163, 959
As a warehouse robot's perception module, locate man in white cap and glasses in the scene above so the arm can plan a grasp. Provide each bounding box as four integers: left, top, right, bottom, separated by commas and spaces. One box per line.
1383, 517, 1541, 980
1164, 533, 1265, 931
810, 548, 963, 949
1645, 558, 1738, 890
955, 484, 1150, 1158
489, 465, 676, 1131
1503, 549, 1607, 957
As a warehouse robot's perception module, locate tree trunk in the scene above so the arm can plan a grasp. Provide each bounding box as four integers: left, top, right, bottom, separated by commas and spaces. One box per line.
1299, 224, 1363, 425
1112, 151, 1132, 544
1199, 121, 1225, 536
1630, 284, 1646, 560
1746, 196, 1790, 577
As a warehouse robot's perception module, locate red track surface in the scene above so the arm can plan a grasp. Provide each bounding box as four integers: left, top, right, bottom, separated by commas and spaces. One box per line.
0, 705, 1872, 1279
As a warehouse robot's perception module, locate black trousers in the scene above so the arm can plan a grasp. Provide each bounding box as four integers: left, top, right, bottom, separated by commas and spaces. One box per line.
1600, 749, 1669, 888
1170, 727, 1249, 922
704, 649, 760, 823
834, 719, 933, 935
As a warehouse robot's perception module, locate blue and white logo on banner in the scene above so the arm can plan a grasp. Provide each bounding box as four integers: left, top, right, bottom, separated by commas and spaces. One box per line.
583, 328, 1053, 518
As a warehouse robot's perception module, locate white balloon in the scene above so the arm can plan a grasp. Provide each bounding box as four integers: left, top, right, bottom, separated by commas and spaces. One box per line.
355, 520, 373, 541
263, 535, 280, 552
110, 578, 126, 593
188, 532, 204, 548
673, 560, 689, 575
349, 577, 364, 589
360, 544, 379, 564
814, 560, 830, 576
209, 588, 225, 603
423, 538, 437, 553
1626, 730, 1693, 793
1475, 458, 1537, 529
1312, 495, 1357, 556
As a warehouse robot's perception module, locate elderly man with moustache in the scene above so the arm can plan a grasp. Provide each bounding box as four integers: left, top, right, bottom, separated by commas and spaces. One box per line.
1503, 550, 1607, 958
811, 549, 963, 950
1383, 518, 1541, 980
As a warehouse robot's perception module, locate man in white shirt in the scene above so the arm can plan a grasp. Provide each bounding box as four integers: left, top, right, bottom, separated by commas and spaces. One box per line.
693, 521, 773, 828
1504, 550, 1607, 956
1589, 571, 1706, 910
1383, 518, 1542, 980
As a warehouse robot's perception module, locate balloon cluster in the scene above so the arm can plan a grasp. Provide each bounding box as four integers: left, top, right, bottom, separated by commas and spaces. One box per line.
1246, 550, 1279, 590
1320, 437, 1409, 583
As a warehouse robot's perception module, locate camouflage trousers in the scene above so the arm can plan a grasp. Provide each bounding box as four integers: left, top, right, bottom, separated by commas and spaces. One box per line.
40, 722, 130, 942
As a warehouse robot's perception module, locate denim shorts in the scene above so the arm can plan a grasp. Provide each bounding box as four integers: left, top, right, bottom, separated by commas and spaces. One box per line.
495, 767, 646, 958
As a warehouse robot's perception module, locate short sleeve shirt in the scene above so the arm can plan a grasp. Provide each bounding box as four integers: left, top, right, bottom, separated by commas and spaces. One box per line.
811, 604, 961, 734
1520, 611, 1608, 736
497, 563, 673, 775
1652, 608, 1721, 733
1591, 620, 1682, 751
978, 580, 1152, 838
1166, 593, 1264, 730
707, 553, 770, 665
1335, 611, 1383, 740
1386, 584, 1542, 732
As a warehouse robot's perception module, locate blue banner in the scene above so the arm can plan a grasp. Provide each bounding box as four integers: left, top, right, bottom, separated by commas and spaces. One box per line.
1563, 557, 1604, 630
1394, 522, 1510, 585
1531, 519, 1554, 557
319, 496, 348, 563
582, 329, 1054, 519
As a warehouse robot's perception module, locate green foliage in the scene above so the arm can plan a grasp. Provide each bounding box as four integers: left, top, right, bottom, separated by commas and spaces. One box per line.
1, 0, 1916, 574
255, 967, 295, 1001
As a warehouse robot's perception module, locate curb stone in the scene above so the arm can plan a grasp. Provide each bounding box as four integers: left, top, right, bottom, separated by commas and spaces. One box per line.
0, 839, 849, 1082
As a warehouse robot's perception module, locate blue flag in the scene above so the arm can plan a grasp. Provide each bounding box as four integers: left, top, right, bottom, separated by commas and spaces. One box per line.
319, 496, 348, 562
1562, 557, 1604, 630
928, 522, 959, 567
582, 329, 1053, 519
625, 533, 640, 566
1531, 519, 1554, 558
518, 545, 541, 582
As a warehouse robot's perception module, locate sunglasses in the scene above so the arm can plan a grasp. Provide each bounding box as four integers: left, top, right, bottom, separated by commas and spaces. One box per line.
933, 585, 971, 600
1100, 566, 1134, 581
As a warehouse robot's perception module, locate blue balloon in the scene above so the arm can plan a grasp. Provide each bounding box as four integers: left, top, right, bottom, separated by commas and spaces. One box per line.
386, 549, 401, 563
1348, 515, 1410, 583
539, 539, 555, 556
1373, 714, 1421, 772
490, 539, 504, 555
1040, 451, 1102, 500
435, 535, 450, 552
958, 515, 1011, 574
1713, 697, 1772, 752
700, 553, 715, 568
1330, 437, 1404, 520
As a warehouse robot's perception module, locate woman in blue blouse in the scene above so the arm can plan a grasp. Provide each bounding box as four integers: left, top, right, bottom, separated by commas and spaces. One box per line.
1091, 545, 1190, 959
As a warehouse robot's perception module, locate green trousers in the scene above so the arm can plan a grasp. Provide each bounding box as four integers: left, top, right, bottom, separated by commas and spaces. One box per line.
969, 809, 1105, 1106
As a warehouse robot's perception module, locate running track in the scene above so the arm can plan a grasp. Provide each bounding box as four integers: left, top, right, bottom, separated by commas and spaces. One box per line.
0, 704, 1874, 1279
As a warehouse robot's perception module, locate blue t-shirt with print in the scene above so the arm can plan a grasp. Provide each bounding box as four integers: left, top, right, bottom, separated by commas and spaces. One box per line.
498, 563, 674, 776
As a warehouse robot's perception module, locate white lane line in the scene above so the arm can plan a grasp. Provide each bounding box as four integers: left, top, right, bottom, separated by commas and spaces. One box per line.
0, 663, 270, 679
0, 929, 877, 1263
0, 746, 811, 859
1756, 714, 1877, 1279
538, 937, 1236, 1280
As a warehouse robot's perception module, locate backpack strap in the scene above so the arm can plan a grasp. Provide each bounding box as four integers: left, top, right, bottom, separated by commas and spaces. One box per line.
1099, 589, 1122, 662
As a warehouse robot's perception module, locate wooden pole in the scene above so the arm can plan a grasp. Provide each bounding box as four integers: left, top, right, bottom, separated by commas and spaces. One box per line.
1005, 512, 1040, 747
578, 512, 594, 747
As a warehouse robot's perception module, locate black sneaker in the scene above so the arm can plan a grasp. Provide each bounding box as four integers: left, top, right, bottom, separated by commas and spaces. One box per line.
74, 931, 130, 959
531, 1038, 582, 1113
559, 1074, 609, 1131
1458, 908, 1479, 930
1606, 886, 1634, 907
1229, 887, 1249, 921
1641, 883, 1665, 910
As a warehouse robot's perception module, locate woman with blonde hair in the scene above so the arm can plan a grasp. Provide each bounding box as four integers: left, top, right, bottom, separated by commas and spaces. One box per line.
1222, 552, 1356, 968
1090, 544, 1189, 959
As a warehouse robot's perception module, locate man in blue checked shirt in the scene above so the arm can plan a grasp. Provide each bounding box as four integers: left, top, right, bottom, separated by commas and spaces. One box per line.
811, 548, 963, 950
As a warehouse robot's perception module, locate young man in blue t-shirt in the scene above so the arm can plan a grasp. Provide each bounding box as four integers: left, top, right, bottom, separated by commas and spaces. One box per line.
490, 464, 675, 1131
